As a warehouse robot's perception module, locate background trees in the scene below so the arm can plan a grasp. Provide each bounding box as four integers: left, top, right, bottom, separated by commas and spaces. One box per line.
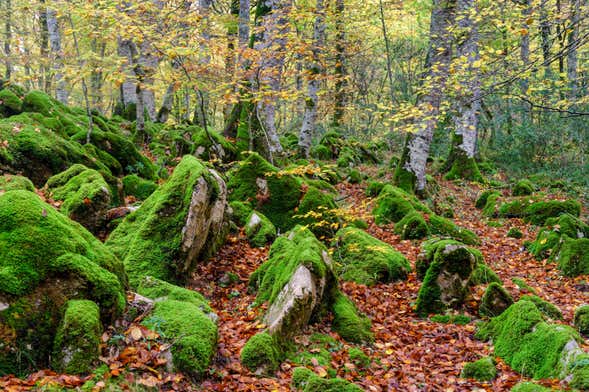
0, 0, 586, 189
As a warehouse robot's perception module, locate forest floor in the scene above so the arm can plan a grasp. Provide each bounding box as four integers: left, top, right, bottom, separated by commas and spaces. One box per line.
1, 167, 587, 391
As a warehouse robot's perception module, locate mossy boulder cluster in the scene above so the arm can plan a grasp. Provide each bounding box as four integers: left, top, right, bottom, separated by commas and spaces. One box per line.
527, 214, 589, 276
106, 155, 230, 287
415, 238, 499, 317
0, 190, 126, 376
476, 299, 589, 389
479, 282, 514, 318
373, 185, 480, 245
332, 226, 410, 285
242, 226, 372, 373
312, 131, 380, 168
227, 152, 337, 233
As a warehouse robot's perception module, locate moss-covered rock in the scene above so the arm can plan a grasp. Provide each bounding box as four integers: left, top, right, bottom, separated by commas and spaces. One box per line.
311, 144, 331, 160
107, 155, 229, 287
510, 382, 554, 392
523, 200, 581, 226
291, 367, 363, 391
415, 242, 478, 317
479, 283, 513, 317
394, 211, 430, 240
507, 227, 523, 239
366, 181, 385, 197
122, 174, 157, 200
0, 88, 22, 117
527, 214, 589, 260
347, 169, 362, 184
460, 356, 496, 381
295, 186, 338, 238
444, 145, 484, 183
140, 282, 217, 377
0, 174, 34, 192
52, 300, 102, 374
245, 211, 276, 248
334, 227, 410, 285
348, 347, 370, 368
240, 332, 282, 373
331, 292, 373, 343
574, 305, 589, 336
476, 300, 589, 381
428, 215, 480, 245
45, 165, 112, 233
0, 190, 126, 375
373, 185, 431, 225
229, 200, 252, 227
512, 179, 535, 196
555, 236, 589, 277
470, 263, 502, 286
190, 126, 237, 162
519, 295, 562, 320
227, 152, 302, 231
475, 190, 501, 210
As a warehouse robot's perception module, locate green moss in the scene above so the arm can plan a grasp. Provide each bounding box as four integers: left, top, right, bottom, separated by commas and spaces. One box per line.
142, 298, 217, 377
475, 190, 501, 210
476, 300, 580, 379
137, 276, 211, 313
331, 292, 373, 343
373, 185, 431, 225
429, 215, 480, 245
523, 200, 581, 226
392, 161, 416, 194
482, 192, 501, 217
240, 332, 282, 373
574, 305, 589, 336
311, 144, 332, 160
394, 211, 429, 240
415, 243, 477, 317
347, 169, 362, 184
333, 227, 410, 286
445, 151, 484, 183
0, 174, 34, 192
0, 88, 22, 116
245, 211, 276, 248
190, 126, 237, 162
366, 181, 385, 197
106, 155, 222, 287
507, 227, 523, 239
46, 165, 112, 232
460, 356, 496, 381
290, 348, 332, 368
122, 174, 157, 200
528, 214, 589, 260
519, 295, 562, 320
511, 278, 537, 294
510, 382, 553, 392
52, 300, 102, 374
348, 347, 370, 368
291, 367, 363, 392
227, 152, 302, 231
513, 179, 535, 196
249, 226, 328, 306
470, 263, 502, 286
295, 186, 338, 238
555, 236, 589, 277
229, 201, 253, 227
479, 283, 513, 317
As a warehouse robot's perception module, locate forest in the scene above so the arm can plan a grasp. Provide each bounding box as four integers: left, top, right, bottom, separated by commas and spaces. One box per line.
0, 0, 587, 390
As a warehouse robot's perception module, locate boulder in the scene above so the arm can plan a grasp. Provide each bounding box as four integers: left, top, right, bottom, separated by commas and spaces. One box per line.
0, 190, 126, 375
0, 174, 34, 192
460, 356, 496, 381
512, 179, 535, 196
527, 214, 589, 260
242, 227, 371, 373
415, 242, 478, 317
555, 236, 589, 277
333, 227, 410, 285
45, 164, 112, 233
574, 305, 589, 336
122, 174, 157, 200
245, 211, 276, 248
479, 282, 513, 317
107, 155, 230, 287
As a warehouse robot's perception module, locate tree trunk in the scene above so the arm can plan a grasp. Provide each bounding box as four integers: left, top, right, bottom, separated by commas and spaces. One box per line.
194, 0, 213, 128
256, 0, 291, 156
117, 37, 138, 113
4, 0, 12, 80
567, 0, 580, 100
138, 40, 158, 122
520, 0, 531, 94
394, 0, 456, 194
90, 39, 106, 111
444, 0, 483, 182
332, 0, 347, 127
298, 0, 326, 158
224, 0, 240, 121
47, 7, 68, 104
539, 0, 552, 78
39, 0, 50, 92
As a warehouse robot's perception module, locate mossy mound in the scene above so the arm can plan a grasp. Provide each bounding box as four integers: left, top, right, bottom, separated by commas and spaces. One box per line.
444, 147, 485, 183
373, 185, 431, 224
0, 88, 22, 117
0, 174, 34, 192
476, 300, 589, 382
107, 155, 229, 287
479, 283, 513, 318
512, 179, 535, 196
331, 292, 373, 343
574, 305, 589, 336
229, 201, 252, 227
475, 190, 501, 210
318, 131, 380, 167
333, 227, 410, 285
122, 174, 157, 200
0, 190, 126, 375
366, 181, 385, 197
511, 382, 554, 392
485, 196, 582, 226
245, 211, 276, 248
416, 237, 487, 282
394, 211, 430, 239
415, 242, 478, 317
294, 185, 338, 238
52, 299, 102, 374
240, 332, 282, 373
347, 169, 362, 184
555, 236, 589, 277
507, 227, 523, 239
527, 214, 589, 260
291, 366, 363, 391
460, 356, 496, 381
519, 295, 562, 320
45, 164, 112, 232
138, 277, 217, 377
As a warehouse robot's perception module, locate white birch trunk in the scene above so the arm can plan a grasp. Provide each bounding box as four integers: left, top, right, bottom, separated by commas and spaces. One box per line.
47, 7, 68, 104
117, 38, 138, 107
298, 0, 326, 158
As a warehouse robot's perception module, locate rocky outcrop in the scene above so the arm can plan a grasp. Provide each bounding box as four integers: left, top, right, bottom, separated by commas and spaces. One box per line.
106, 155, 230, 287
